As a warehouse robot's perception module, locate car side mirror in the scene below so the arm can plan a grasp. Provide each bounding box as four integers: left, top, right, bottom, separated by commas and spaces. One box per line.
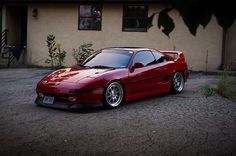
130, 62, 144, 72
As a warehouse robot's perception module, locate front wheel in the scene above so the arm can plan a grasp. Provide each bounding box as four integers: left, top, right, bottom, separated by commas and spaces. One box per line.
103, 81, 124, 108
171, 72, 184, 93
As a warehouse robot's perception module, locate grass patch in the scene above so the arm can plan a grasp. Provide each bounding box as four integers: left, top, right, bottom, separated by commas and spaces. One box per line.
227, 89, 236, 101
217, 68, 229, 97
217, 68, 236, 101
200, 86, 214, 97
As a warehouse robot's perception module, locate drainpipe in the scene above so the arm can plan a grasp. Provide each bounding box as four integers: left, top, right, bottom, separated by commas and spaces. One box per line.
219, 29, 227, 70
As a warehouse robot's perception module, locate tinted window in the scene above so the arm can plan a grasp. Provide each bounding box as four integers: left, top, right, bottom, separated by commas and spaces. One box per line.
123, 5, 148, 32
79, 5, 102, 30
83, 50, 133, 68
133, 51, 155, 66
152, 51, 167, 63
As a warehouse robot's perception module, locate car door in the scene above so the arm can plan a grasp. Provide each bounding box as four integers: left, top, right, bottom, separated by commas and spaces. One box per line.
151, 50, 173, 91
126, 50, 158, 95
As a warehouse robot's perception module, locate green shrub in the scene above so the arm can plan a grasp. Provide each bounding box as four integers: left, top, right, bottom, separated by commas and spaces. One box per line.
45, 34, 57, 68
45, 34, 67, 69
72, 42, 94, 65
54, 43, 67, 69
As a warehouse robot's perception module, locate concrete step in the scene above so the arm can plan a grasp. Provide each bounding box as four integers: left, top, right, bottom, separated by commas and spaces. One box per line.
0, 55, 25, 68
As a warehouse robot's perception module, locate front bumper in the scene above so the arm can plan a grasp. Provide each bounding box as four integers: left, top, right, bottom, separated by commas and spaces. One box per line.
35, 98, 102, 110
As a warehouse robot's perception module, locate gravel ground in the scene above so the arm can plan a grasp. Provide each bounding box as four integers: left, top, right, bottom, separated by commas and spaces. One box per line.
0, 68, 236, 156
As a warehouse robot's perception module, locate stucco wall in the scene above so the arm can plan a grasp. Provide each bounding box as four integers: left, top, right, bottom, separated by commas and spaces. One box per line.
27, 3, 223, 71
225, 21, 236, 70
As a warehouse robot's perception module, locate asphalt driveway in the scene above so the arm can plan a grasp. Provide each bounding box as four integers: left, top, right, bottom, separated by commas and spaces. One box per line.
0, 68, 236, 156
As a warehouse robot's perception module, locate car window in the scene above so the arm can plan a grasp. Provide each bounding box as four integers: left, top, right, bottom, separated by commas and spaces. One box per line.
133, 50, 156, 66
152, 50, 167, 63
83, 49, 133, 68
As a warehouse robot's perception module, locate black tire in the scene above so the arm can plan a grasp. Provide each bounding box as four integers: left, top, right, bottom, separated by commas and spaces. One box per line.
171, 72, 184, 94
103, 81, 124, 108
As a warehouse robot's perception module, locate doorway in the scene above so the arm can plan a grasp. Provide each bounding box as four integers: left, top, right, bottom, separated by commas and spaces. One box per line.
6, 5, 27, 46
1, 5, 28, 67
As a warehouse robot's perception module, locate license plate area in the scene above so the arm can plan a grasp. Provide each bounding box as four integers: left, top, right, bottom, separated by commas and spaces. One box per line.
43, 96, 54, 105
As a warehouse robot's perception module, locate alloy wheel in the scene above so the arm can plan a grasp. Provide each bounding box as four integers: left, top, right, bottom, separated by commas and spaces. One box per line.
173, 72, 184, 93
105, 82, 124, 108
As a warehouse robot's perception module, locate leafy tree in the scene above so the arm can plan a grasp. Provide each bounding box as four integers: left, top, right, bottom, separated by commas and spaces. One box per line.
147, 0, 235, 37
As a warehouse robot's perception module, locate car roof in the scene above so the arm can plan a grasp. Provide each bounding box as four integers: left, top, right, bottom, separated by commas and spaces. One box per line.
102, 47, 154, 53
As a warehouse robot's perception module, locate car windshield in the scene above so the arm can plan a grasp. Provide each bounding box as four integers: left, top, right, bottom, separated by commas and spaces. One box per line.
83, 49, 133, 68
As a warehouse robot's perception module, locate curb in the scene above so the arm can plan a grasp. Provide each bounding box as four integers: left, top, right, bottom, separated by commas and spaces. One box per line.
190, 70, 236, 76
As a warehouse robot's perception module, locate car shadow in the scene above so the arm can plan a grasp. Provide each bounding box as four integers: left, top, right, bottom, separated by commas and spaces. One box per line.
36, 104, 106, 114
122, 93, 170, 108
35, 93, 175, 113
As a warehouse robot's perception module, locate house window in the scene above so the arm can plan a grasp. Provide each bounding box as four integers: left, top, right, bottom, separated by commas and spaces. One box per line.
79, 5, 102, 30
123, 5, 148, 32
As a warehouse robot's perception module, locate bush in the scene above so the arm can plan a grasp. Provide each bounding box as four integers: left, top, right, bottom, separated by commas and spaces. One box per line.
54, 43, 67, 69
45, 34, 67, 69
45, 34, 57, 68
72, 42, 94, 65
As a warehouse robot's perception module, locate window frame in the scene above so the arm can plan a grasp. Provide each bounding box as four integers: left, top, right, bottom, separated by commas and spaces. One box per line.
122, 5, 149, 32
78, 4, 102, 31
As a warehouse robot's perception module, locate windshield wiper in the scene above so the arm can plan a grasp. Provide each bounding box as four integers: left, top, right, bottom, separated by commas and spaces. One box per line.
91, 65, 115, 69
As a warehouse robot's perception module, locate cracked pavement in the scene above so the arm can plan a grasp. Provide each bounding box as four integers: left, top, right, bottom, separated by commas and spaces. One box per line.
0, 68, 236, 156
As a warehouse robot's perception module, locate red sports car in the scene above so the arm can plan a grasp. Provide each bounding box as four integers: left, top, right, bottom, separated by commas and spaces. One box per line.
35, 47, 189, 109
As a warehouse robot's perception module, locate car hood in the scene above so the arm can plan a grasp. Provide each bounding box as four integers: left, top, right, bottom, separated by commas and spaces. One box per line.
42, 67, 111, 83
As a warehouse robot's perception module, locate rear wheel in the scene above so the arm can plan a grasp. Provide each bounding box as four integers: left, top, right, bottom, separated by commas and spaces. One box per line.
103, 81, 124, 108
171, 72, 184, 93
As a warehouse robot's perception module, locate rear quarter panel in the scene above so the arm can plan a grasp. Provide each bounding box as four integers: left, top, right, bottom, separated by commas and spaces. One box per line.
161, 51, 189, 81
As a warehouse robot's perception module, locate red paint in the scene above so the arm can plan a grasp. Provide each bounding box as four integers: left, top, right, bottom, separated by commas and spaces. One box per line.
36, 48, 189, 108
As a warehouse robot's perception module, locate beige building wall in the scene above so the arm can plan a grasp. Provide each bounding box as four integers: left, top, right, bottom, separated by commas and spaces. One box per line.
225, 21, 236, 70
26, 3, 223, 71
